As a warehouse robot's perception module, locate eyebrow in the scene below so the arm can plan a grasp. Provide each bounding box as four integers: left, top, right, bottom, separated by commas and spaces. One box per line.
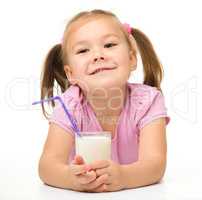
72, 33, 120, 50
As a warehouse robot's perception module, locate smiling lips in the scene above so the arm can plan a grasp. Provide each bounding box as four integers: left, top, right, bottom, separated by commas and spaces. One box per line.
89, 67, 117, 75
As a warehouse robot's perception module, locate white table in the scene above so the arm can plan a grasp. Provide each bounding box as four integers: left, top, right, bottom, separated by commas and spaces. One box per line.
1, 113, 202, 200
1, 149, 202, 200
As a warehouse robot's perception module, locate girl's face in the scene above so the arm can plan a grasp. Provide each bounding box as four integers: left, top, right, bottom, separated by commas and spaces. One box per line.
64, 16, 136, 92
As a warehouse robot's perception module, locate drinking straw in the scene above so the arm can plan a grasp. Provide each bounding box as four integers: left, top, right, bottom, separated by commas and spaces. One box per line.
32, 96, 81, 137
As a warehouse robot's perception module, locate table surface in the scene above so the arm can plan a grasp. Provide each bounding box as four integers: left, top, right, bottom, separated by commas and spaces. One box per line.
1, 115, 202, 200
1, 154, 202, 200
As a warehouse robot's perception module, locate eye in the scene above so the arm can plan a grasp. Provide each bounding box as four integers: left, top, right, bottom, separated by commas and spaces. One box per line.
76, 49, 89, 54
104, 43, 117, 48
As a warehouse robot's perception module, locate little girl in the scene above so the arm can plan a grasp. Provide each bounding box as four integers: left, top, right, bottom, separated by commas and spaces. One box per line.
38, 9, 170, 192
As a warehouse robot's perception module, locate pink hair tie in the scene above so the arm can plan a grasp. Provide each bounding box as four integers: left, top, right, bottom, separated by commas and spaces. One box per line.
123, 23, 132, 34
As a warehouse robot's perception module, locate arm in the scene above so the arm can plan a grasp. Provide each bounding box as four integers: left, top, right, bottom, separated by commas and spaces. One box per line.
121, 117, 167, 189
38, 123, 75, 189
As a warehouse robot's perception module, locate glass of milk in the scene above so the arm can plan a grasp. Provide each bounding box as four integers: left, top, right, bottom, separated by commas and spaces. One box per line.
75, 132, 111, 163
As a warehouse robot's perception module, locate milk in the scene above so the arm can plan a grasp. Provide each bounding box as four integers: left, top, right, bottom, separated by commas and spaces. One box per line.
75, 132, 111, 163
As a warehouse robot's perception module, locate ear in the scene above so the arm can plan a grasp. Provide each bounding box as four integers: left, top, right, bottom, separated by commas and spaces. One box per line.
64, 65, 77, 85
128, 35, 138, 71
129, 50, 137, 71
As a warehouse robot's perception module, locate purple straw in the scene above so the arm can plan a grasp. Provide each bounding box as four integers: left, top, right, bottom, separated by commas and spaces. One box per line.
32, 96, 81, 137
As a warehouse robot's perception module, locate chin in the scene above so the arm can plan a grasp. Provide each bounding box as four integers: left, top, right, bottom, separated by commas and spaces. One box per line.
89, 78, 126, 91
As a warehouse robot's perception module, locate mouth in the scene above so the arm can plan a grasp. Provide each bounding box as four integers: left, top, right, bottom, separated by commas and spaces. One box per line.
89, 67, 117, 75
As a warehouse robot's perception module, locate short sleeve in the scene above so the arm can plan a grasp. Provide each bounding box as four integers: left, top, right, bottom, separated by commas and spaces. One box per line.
48, 96, 81, 137
137, 90, 170, 130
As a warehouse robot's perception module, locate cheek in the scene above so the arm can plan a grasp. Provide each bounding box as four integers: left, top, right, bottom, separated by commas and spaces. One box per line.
69, 57, 86, 75
113, 45, 131, 63
117, 52, 130, 66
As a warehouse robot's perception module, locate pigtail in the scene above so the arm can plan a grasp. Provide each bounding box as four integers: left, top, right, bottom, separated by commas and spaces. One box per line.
131, 28, 163, 91
40, 44, 68, 118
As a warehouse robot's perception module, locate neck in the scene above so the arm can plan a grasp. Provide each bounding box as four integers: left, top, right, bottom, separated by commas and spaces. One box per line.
85, 84, 127, 118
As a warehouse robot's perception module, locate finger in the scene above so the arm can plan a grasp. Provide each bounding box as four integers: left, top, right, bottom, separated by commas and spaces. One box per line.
90, 184, 107, 193
90, 160, 110, 170
84, 174, 109, 190
95, 168, 109, 177
71, 164, 87, 175
75, 155, 85, 164
72, 155, 85, 165
77, 170, 96, 184
71, 159, 77, 165
71, 155, 92, 175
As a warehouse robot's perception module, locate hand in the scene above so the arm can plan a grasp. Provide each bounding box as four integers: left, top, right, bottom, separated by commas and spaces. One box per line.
69, 155, 108, 192
89, 160, 125, 192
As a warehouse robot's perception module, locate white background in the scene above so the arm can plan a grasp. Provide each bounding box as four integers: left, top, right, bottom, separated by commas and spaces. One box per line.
0, 0, 202, 199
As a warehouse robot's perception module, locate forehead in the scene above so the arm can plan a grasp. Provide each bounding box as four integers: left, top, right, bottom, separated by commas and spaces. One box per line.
66, 16, 124, 47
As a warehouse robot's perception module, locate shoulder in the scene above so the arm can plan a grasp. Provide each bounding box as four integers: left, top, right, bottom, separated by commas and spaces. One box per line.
127, 83, 169, 129
54, 85, 84, 112
49, 85, 84, 135
62, 85, 83, 101
127, 83, 162, 107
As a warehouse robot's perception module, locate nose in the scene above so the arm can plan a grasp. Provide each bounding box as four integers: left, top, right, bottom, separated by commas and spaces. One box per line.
92, 48, 105, 63
93, 56, 105, 63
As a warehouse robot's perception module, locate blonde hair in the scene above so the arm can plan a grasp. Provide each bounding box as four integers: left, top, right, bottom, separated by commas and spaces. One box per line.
40, 9, 163, 118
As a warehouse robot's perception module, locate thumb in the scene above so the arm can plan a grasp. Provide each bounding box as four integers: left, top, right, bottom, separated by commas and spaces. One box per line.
72, 155, 85, 165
